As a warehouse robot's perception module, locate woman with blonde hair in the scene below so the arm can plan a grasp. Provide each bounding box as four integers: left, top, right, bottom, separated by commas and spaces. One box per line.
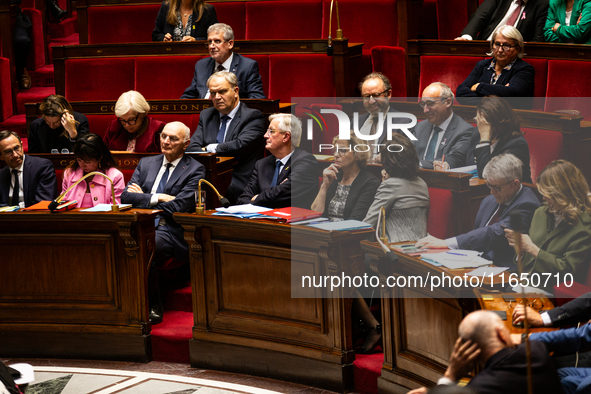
28, 95, 89, 153
311, 131, 380, 221
505, 160, 591, 292
103, 91, 166, 153
152, 0, 217, 42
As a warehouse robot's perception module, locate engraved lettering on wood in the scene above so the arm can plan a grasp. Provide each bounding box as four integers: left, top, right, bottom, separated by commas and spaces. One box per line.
119, 222, 138, 257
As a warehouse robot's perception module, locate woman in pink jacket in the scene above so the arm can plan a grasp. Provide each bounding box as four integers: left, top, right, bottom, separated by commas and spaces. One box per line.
61, 133, 125, 208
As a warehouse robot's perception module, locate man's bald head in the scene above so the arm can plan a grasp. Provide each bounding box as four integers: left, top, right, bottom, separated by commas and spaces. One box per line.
459, 310, 508, 353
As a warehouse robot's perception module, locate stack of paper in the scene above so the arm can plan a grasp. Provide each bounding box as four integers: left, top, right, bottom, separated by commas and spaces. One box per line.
307, 220, 372, 231
425, 250, 491, 269
213, 204, 272, 218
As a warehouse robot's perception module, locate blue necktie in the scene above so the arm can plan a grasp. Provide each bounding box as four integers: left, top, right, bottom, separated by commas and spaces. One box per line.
425, 126, 442, 161
216, 115, 230, 144
155, 163, 172, 227
156, 163, 172, 194
270, 160, 282, 187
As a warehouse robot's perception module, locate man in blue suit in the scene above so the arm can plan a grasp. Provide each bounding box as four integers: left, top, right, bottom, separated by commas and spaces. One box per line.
188, 71, 265, 204
122, 122, 205, 324
416, 153, 540, 266
0, 130, 57, 207
180, 23, 265, 99
412, 82, 474, 170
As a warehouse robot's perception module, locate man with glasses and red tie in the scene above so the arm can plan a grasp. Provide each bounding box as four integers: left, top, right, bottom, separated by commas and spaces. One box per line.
416, 153, 539, 267
180, 23, 265, 99
412, 82, 474, 170
0, 131, 57, 208
187, 71, 265, 204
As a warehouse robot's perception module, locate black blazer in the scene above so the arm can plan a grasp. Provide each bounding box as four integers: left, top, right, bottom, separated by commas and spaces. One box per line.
0, 155, 57, 207
456, 58, 535, 110
28, 111, 89, 153
121, 154, 205, 263
237, 148, 319, 209
188, 103, 265, 203
323, 168, 380, 221
466, 132, 532, 183
152, 1, 217, 41
412, 113, 475, 169
180, 53, 265, 99
461, 0, 549, 42
546, 293, 591, 327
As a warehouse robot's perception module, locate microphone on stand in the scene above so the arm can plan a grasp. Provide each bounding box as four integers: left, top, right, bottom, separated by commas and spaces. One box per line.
327, 0, 344, 56
195, 179, 230, 215
48, 171, 119, 212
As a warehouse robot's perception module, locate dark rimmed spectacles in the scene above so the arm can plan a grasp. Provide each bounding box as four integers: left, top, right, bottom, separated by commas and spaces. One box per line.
118, 115, 140, 126
492, 42, 517, 52
362, 90, 390, 101
419, 98, 447, 109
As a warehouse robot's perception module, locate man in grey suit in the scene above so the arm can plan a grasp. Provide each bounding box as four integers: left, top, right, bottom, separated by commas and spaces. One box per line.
188, 71, 265, 203
180, 23, 265, 99
413, 82, 474, 170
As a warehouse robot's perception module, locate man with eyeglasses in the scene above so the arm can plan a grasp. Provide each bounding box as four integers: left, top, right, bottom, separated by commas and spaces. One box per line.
416, 153, 539, 267
237, 114, 318, 209
455, 0, 548, 42
180, 23, 265, 99
412, 82, 474, 170
0, 130, 57, 208
357, 72, 407, 162
188, 71, 265, 204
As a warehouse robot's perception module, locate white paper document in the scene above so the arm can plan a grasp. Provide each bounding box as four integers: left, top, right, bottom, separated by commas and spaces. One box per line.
427, 250, 490, 269
466, 266, 509, 277
216, 204, 272, 214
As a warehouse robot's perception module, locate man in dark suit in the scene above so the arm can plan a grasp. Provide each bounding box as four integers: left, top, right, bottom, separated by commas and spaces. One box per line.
188, 71, 265, 203
410, 311, 562, 394
237, 114, 319, 209
0, 130, 57, 207
122, 121, 205, 324
412, 82, 474, 170
416, 153, 539, 266
513, 292, 591, 328
356, 72, 413, 163
180, 23, 265, 99
456, 0, 549, 42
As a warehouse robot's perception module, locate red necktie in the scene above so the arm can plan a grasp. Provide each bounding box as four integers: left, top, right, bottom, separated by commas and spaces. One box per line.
488, 204, 507, 225
506, 0, 523, 27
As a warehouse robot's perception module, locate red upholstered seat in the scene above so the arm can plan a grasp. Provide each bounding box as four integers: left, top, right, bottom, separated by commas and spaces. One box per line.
321, 0, 399, 53
427, 187, 454, 239
420, 56, 484, 98
521, 127, 562, 182
545, 60, 591, 118
371, 46, 407, 97
525, 58, 548, 110
65, 58, 135, 101
84, 115, 114, 137
22, 8, 44, 71
243, 55, 269, 99
245, 1, 323, 39
87, 5, 160, 44
135, 56, 203, 100
0, 57, 12, 121
268, 54, 335, 104
215, 2, 246, 39
435, 0, 469, 39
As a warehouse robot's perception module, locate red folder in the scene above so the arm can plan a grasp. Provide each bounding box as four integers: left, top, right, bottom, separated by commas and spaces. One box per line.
259, 207, 322, 223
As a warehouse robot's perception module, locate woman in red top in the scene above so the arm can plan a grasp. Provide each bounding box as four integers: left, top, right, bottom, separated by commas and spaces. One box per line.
103, 90, 166, 153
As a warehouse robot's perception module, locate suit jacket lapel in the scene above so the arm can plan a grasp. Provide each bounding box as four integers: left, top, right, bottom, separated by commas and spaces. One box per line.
22, 157, 31, 203
145, 155, 164, 192
0, 166, 10, 203
440, 116, 457, 154
207, 111, 221, 144
229, 54, 240, 74
224, 103, 242, 141
164, 155, 188, 193
277, 156, 292, 184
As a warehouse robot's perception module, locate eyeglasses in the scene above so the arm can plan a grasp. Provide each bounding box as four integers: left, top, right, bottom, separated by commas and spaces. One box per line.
2, 145, 22, 156
492, 42, 517, 52
332, 147, 351, 156
362, 89, 390, 101
485, 180, 514, 192
266, 128, 286, 135
118, 115, 140, 126
419, 98, 447, 109
206, 39, 226, 46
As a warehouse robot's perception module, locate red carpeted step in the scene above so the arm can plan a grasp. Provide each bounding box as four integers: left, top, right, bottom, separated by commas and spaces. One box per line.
164, 284, 192, 313
30, 64, 55, 87
48, 14, 77, 39
151, 310, 193, 364
16, 87, 55, 114
353, 352, 383, 394
49, 33, 79, 63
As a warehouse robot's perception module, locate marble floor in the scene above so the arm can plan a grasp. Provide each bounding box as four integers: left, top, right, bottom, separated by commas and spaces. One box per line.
0, 359, 338, 394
